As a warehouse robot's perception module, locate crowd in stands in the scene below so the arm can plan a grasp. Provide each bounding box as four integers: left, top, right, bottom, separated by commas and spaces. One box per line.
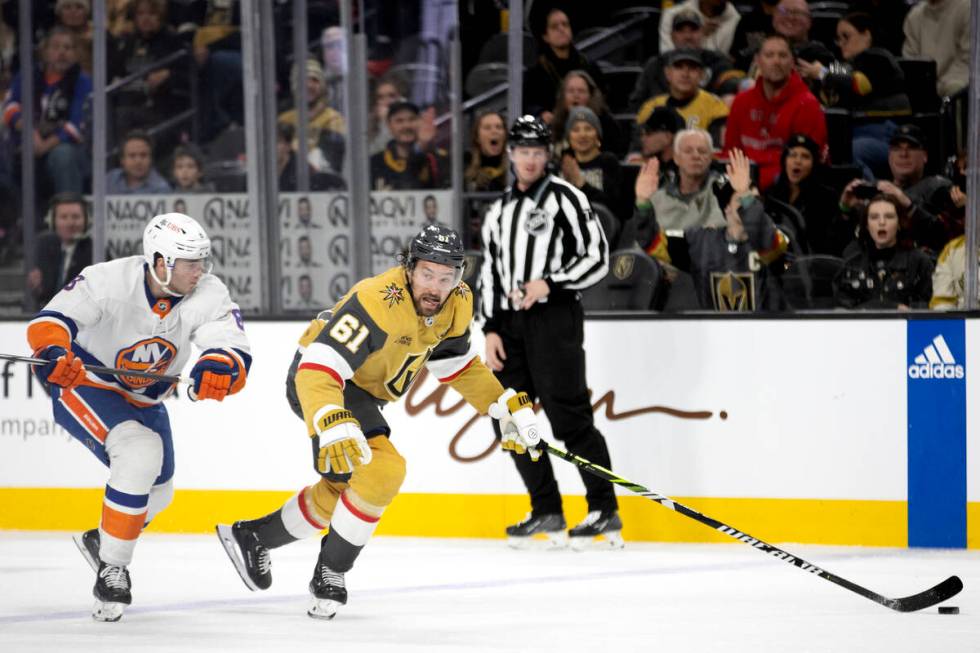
0, 1, 977, 313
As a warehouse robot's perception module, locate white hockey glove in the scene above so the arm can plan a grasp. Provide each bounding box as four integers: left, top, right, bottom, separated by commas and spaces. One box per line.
488, 389, 542, 462
311, 404, 373, 480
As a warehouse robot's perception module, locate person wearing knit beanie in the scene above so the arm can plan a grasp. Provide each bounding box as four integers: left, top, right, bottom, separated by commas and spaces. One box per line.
564, 106, 603, 142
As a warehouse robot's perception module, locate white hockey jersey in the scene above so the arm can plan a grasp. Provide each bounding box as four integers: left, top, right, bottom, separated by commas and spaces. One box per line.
27, 255, 251, 406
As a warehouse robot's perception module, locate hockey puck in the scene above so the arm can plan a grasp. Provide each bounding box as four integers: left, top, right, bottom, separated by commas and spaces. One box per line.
938, 606, 959, 615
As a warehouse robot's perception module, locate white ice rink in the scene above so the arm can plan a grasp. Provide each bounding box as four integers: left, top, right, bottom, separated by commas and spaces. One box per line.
1, 532, 978, 653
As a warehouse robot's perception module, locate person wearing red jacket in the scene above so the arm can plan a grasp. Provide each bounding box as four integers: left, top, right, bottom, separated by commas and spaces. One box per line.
724, 33, 827, 190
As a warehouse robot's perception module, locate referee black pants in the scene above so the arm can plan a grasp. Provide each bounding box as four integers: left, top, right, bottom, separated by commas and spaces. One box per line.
491, 300, 618, 516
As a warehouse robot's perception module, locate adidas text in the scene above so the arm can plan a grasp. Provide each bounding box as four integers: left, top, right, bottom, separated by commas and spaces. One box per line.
908, 363, 964, 379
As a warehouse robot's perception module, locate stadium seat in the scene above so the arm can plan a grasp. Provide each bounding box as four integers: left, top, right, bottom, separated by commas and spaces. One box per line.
898, 58, 940, 114
465, 63, 509, 99
602, 66, 643, 114
477, 32, 537, 66
780, 255, 845, 309
661, 268, 700, 312
581, 247, 664, 310
809, 11, 842, 53
592, 203, 622, 251
203, 160, 247, 192
824, 108, 853, 165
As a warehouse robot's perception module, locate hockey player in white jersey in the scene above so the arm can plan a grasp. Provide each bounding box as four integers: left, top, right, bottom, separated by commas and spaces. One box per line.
26, 213, 251, 622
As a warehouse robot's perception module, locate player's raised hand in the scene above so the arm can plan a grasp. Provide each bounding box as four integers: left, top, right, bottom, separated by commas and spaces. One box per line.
35, 346, 86, 389
311, 404, 372, 481
489, 389, 541, 462
189, 353, 236, 401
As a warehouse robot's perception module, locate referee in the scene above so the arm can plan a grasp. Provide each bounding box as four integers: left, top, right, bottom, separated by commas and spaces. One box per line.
480, 115, 622, 549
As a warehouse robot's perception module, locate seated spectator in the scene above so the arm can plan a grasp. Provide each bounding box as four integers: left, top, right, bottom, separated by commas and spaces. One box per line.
558, 107, 625, 221
838, 124, 951, 255
27, 192, 92, 308
367, 75, 407, 155
3, 26, 92, 197
834, 194, 933, 309
800, 13, 910, 180
276, 122, 346, 192
649, 128, 727, 233
55, 0, 93, 74
724, 34, 826, 190
278, 59, 346, 175
902, 0, 970, 97
630, 106, 686, 175
171, 144, 214, 193
738, 0, 832, 77
929, 232, 978, 310
765, 133, 847, 255
636, 49, 729, 146
550, 70, 623, 157
522, 8, 605, 123
464, 110, 507, 193
369, 100, 446, 190
659, 0, 742, 56
628, 9, 741, 113
107, 130, 172, 194
193, 0, 244, 136
633, 150, 789, 311
108, 0, 188, 147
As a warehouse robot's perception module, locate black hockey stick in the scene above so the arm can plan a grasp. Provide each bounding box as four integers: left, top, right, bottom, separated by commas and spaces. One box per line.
540, 440, 963, 612
0, 352, 189, 384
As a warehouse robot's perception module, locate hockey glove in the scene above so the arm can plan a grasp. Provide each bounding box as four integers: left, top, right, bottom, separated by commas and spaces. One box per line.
35, 346, 86, 389
189, 353, 236, 401
311, 404, 373, 481
489, 389, 541, 462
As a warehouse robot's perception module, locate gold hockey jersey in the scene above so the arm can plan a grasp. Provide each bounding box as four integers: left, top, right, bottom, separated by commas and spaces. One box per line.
292, 265, 504, 435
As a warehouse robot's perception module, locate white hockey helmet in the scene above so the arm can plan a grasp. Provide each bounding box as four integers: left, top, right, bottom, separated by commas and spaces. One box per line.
143, 213, 212, 295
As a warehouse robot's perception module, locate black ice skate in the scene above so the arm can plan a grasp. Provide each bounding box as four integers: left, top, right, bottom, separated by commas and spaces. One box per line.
568, 510, 624, 550
73, 528, 101, 573
92, 561, 132, 622
308, 557, 347, 620
505, 512, 568, 549
216, 522, 272, 591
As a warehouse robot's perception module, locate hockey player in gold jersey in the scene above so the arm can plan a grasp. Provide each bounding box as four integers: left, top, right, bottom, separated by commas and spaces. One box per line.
216, 224, 540, 619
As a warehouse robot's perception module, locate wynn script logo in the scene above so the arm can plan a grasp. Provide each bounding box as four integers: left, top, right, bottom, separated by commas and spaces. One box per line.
404, 369, 726, 462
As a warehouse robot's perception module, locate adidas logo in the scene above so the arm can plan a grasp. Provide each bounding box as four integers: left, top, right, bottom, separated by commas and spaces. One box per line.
908, 335, 964, 380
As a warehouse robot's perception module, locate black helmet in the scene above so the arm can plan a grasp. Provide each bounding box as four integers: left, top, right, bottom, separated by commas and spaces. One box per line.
508, 115, 551, 148
407, 224, 465, 271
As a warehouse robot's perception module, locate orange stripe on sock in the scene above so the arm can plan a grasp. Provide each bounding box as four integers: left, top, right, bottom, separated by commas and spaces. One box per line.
60, 389, 109, 443
101, 504, 147, 540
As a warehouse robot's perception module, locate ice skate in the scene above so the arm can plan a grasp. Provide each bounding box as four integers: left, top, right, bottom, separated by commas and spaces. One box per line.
505, 512, 568, 550
308, 557, 347, 620
216, 522, 272, 590
569, 510, 624, 550
73, 528, 100, 573
92, 561, 132, 622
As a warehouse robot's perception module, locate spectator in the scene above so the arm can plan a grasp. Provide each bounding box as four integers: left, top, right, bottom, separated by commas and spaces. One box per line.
659, 0, 742, 56
634, 150, 789, 311
630, 106, 686, 173
765, 133, 847, 255
108, 0, 188, 147
558, 107, 625, 221
834, 193, 933, 309
724, 33, 826, 190
728, 0, 777, 69
3, 26, 92, 196
367, 75, 407, 155
54, 0, 93, 75
170, 144, 214, 193
902, 0, 970, 97
522, 8, 605, 122
319, 26, 346, 113
647, 128, 727, 235
276, 122, 346, 192
550, 70, 623, 158
278, 58, 346, 175
106, 130, 172, 194
193, 0, 244, 136
850, 0, 910, 57
628, 9, 741, 113
770, 0, 833, 75
464, 111, 507, 193
369, 100, 446, 191
800, 13, 910, 180
929, 233, 978, 310
635, 49, 729, 146
838, 123, 951, 255
27, 192, 92, 308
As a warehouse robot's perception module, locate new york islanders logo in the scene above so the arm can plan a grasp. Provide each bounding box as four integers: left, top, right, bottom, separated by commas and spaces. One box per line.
380, 282, 405, 308
115, 337, 178, 389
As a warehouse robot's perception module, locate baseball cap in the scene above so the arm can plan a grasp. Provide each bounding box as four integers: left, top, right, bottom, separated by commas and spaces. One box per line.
666, 48, 704, 67
386, 100, 421, 120
672, 9, 703, 30
889, 124, 925, 149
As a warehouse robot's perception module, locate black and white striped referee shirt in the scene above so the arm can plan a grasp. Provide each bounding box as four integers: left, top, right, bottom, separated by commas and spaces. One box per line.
480, 173, 608, 326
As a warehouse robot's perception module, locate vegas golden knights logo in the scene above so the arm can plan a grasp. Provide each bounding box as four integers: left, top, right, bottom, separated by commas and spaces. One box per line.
710, 271, 756, 312
613, 255, 635, 280
385, 350, 432, 398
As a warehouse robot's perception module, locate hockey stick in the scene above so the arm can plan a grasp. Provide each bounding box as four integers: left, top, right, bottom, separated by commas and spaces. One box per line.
0, 352, 189, 384
540, 440, 963, 613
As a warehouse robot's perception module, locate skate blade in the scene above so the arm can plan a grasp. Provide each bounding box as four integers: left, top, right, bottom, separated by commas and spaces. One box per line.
215, 524, 260, 591
507, 531, 569, 550
73, 533, 99, 573
92, 600, 125, 622
570, 530, 625, 551
308, 597, 342, 620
